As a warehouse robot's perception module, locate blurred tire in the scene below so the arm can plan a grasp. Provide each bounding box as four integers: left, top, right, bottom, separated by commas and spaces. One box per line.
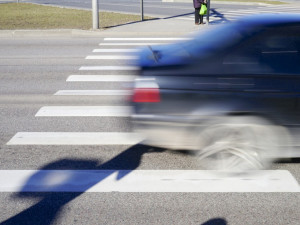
196, 116, 290, 171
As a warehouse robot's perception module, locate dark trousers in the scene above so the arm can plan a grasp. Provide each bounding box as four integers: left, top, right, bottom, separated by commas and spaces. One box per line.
195, 7, 204, 24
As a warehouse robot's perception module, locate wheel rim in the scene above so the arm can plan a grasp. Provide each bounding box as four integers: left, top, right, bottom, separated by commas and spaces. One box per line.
196, 117, 283, 171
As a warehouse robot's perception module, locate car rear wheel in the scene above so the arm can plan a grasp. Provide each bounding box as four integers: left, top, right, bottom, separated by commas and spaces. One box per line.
195, 116, 289, 171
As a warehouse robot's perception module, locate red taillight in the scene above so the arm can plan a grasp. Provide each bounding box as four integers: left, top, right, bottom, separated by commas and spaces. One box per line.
132, 88, 160, 102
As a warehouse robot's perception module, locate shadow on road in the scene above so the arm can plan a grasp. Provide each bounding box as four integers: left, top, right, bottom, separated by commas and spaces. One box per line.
202, 218, 227, 225
0, 144, 164, 225
103, 17, 159, 29
104, 12, 195, 29
207, 8, 230, 24
162, 12, 194, 20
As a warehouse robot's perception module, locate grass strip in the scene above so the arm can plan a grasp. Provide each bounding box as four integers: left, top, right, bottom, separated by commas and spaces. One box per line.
0, 3, 153, 30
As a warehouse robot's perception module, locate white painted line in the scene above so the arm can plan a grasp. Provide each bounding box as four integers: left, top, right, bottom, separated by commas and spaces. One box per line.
35, 106, 132, 117
104, 38, 191, 41
93, 49, 140, 53
6, 132, 144, 145
177, 17, 231, 22
99, 43, 163, 46
54, 90, 132, 96
66, 75, 135, 82
264, 5, 300, 9
0, 170, 299, 192
79, 66, 139, 71
85, 55, 138, 60
177, 17, 194, 21
229, 9, 300, 13
225, 10, 300, 16
212, 12, 246, 16
224, 11, 271, 16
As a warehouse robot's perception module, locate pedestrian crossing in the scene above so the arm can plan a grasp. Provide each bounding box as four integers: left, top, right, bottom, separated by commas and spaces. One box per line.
4, 36, 300, 193
79, 66, 139, 71
7, 132, 144, 145
93, 49, 140, 53
178, 4, 300, 24
66, 75, 136, 82
35, 106, 133, 117
85, 55, 138, 60
54, 90, 132, 96
99, 42, 163, 46
0, 170, 299, 192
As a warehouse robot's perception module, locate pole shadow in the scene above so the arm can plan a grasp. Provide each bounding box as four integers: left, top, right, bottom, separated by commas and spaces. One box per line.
208, 8, 231, 25
0, 144, 164, 225
103, 12, 195, 29
103, 18, 159, 29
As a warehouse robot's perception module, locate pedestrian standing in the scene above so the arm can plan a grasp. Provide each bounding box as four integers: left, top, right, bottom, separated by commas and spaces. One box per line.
193, 0, 206, 25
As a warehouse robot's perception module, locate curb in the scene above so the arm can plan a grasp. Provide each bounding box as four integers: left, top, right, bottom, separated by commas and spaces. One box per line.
0, 29, 194, 38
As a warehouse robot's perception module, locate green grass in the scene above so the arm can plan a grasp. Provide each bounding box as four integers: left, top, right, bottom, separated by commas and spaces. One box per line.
0, 3, 153, 30
212, 0, 286, 5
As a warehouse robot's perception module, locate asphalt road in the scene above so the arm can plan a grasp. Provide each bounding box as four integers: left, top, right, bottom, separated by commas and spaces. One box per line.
21, 0, 261, 18
0, 36, 300, 225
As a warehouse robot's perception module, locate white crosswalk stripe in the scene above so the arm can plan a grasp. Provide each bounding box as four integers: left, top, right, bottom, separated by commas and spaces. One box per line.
66, 75, 135, 82
93, 49, 140, 53
54, 90, 132, 96
79, 66, 139, 70
86, 55, 138, 60
7, 132, 144, 145
99, 43, 163, 46
35, 106, 132, 117
0, 170, 299, 192
104, 37, 190, 41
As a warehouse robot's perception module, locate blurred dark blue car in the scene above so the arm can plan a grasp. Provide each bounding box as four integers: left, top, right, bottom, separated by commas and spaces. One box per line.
131, 14, 300, 171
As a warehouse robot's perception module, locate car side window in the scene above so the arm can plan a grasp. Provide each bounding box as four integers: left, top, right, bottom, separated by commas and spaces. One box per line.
223, 25, 300, 75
